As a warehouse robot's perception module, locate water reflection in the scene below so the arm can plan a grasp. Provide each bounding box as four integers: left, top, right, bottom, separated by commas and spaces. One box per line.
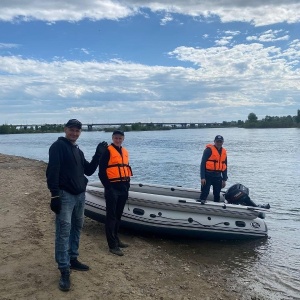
130, 230, 269, 271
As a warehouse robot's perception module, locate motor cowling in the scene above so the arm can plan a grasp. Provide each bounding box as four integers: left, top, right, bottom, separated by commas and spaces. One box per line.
225, 183, 250, 204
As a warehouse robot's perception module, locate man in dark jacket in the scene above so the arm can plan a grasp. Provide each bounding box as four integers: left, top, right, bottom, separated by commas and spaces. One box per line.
46, 119, 107, 292
199, 135, 228, 203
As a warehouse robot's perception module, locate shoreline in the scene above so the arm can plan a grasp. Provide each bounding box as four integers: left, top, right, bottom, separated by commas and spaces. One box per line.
0, 153, 259, 300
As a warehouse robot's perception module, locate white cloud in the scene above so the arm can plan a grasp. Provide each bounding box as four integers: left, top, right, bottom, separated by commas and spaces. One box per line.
160, 13, 173, 25
0, 0, 134, 22
283, 39, 300, 62
168, 42, 300, 78
0, 37, 299, 124
215, 36, 233, 46
1, 1, 300, 26
224, 31, 240, 36
247, 29, 290, 42
0, 43, 19, 49
81, 48, 90, 55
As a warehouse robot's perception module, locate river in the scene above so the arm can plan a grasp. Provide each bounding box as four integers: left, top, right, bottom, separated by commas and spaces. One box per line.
0, 127, 299, 299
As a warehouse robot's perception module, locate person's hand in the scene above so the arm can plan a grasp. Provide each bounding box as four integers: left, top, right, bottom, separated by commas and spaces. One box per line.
222, 180, 226, 188
201, 179, 206, 186
50, 196, 61, 214
95, 141, 108, 157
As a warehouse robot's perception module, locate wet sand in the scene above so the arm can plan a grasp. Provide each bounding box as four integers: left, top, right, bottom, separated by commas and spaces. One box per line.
0, 153, 256, 300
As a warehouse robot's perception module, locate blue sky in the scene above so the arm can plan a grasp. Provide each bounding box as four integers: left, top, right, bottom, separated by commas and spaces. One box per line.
0, 0, 300, 125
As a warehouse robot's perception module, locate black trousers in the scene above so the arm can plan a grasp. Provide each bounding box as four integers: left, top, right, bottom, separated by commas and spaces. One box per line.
200, 175, 222, 202
104, 187, 128, 249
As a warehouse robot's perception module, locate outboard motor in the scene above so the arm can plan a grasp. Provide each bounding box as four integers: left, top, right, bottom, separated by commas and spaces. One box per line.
225, 183, 251, 205
225, 183, 270, 211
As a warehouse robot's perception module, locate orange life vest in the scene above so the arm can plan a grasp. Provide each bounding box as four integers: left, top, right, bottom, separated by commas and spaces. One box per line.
106, 145, 132, 182
205, 144, 227, 172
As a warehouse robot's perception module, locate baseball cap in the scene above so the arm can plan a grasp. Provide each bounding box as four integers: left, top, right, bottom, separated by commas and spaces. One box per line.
65, 119, 82, 129
214, 135, 224, 142
112, 130, 124, 136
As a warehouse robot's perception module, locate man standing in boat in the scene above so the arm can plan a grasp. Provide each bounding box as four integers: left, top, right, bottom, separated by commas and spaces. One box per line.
98, 130, 133, 256
46, 119, 107, 292
199, 135, 228, 203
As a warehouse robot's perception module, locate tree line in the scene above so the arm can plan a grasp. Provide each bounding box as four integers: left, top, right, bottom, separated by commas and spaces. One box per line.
0, 124, 64, 134
242, 110, 300, 128
0, 110, 299, 134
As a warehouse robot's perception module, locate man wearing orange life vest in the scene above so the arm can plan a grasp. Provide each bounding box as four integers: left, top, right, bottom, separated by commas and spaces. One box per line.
98, 130, 133, 256
199, 135, 228, 203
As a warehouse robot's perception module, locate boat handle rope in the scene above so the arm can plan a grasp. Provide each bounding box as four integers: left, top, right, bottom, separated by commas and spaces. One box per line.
150, 213, 227, 228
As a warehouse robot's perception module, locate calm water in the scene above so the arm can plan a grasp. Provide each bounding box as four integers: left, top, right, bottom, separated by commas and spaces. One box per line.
1, 128, 299, 299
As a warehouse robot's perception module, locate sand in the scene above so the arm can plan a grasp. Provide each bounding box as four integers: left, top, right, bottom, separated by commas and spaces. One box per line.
0, 153, 248, 300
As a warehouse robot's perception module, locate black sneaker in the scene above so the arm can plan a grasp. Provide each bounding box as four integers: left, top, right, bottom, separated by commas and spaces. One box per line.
59, 269, 70, 292
197, 199, 206, 205
118, 241, 129, 248
70, 259, 90, 271
109, 247, 124, 256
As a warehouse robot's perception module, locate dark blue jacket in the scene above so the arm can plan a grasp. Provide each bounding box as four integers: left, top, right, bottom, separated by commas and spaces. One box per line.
46, 137, 99, 196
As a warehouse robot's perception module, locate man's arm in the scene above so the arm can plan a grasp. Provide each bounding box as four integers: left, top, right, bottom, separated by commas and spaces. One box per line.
46, 143, 61, 197
200, 148, 211, 179
98, 149, 111, 189
83, 141, 108, 176
83, 153, 100, 176
222, 156, 228, 181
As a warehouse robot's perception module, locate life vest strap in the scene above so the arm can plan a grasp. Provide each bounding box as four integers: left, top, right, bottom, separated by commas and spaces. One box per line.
107, 163, 129, 168
109, 177, 130, 182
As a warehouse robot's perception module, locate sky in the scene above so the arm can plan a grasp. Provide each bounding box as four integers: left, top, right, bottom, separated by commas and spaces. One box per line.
0, 0, 300, 125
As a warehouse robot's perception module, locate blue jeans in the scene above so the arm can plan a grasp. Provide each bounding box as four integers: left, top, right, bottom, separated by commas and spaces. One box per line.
55, 190, 85, 270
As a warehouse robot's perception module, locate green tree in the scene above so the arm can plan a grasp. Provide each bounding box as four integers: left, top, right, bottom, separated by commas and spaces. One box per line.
0, 125, 10, 134
248, 113, 258, 123
296, 109, 300, 123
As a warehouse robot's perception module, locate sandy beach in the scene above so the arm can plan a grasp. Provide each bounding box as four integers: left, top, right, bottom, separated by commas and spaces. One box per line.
0, 153, 251, 300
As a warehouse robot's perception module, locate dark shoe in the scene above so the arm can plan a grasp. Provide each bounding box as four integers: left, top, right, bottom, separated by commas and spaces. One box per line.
109, 247, 124, 256
118, 241, 129, 248
59, 269, 70, 292
70, 259, 89, 271
197, 199, 206, 204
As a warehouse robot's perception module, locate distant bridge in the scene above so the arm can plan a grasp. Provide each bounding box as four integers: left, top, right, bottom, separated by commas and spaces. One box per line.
13, 122, 222, 131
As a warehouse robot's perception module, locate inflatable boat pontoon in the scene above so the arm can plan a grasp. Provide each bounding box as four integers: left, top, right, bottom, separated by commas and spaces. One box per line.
85, 182, 270, 240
